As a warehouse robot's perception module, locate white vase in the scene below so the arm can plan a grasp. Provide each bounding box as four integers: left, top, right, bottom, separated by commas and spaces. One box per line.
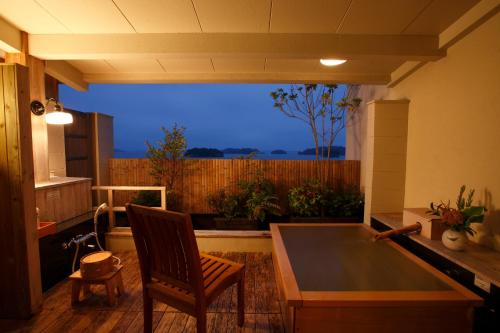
442, 229, 467, 251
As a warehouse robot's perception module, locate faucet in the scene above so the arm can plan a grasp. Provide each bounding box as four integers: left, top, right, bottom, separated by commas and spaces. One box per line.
62, 232, 96, 250
61, 202, 120, 272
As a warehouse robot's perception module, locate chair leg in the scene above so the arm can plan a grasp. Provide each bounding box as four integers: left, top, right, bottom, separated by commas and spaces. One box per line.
197, 312, 207, 333
143, 293, 153, 333
237, 273, 245, 326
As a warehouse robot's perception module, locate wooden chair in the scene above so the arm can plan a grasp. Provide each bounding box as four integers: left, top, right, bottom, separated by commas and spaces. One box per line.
126, 204, 245, 333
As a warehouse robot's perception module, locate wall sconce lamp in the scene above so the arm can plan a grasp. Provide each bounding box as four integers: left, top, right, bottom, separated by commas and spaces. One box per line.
30, 98, 73, 125
45, 98, 73, 125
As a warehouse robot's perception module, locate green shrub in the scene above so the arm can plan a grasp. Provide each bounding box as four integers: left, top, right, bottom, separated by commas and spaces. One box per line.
288, 180, 323, 217
238, 172, 281, 222
288, 181, 364, 219
324, 187, 364, 218
207, 169, 281, 223
246, 190, 281, 223
131, 190, 161, 207
207, 189, 246, 220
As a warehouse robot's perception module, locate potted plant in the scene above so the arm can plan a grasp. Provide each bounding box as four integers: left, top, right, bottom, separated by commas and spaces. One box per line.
428, 185, 487, 251
288, 180, 324, 220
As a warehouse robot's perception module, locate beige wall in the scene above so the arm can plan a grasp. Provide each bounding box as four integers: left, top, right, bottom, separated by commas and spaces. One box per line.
348, 13, 500, 250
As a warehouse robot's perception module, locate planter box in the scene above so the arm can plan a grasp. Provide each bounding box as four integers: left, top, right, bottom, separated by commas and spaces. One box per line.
289, 216, 362, 223
191, 214, 217, 230
214, 218, 259, 230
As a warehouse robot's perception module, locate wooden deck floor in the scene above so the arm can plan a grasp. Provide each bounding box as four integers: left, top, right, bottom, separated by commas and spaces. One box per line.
2, 252, 284, 333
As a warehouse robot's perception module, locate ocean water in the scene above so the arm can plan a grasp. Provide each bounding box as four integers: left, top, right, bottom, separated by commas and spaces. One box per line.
114, 150, 345, 160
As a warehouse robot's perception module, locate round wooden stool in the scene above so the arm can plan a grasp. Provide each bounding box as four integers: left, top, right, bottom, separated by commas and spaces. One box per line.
69, 251, 124, 306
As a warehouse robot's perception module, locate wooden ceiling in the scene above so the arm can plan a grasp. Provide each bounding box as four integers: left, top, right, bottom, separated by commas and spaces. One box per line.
0, 0, 483, 87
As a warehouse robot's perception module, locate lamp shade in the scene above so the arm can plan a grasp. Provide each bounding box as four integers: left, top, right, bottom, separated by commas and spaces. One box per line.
46, 111, 73, 125
320, 59, 347, 66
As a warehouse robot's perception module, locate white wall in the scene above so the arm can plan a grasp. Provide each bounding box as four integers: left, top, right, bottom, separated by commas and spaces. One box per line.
47, 124, 66, 177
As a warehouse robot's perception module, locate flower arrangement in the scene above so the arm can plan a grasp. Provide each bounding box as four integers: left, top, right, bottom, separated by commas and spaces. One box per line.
427, 185, 487, 236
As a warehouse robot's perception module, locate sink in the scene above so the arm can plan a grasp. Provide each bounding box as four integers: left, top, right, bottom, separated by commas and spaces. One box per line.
38, 221, 57, 239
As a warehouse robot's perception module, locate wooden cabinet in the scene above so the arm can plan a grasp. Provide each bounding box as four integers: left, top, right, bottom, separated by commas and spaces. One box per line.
35, 177, 92, 223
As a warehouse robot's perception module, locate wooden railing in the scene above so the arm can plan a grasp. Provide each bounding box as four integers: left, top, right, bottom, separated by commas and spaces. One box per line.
108, 159, 361, 214
92, 185, 166, 229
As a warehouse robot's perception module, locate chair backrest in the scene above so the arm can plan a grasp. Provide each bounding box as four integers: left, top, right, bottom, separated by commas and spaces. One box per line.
126, 204, 204, 296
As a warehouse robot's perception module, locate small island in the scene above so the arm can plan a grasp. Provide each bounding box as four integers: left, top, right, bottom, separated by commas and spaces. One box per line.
185, 148, 224, 158
271, 149, 287, 155
298, 146, 345, 157
223, 148, 261, 155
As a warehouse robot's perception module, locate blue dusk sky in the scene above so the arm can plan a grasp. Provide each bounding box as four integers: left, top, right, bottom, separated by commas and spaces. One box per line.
59, 84, 347, 152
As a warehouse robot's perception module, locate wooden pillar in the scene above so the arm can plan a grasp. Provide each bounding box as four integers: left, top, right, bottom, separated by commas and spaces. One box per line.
44, 74, 59, 100
0, 64, 42, 318
363, 100, 409, 224
5, 32, 49, 182
92, 112, 114, 205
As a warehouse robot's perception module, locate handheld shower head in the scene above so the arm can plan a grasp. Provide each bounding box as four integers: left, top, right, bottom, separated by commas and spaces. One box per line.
93, 202, 109, 252
94, 203, 108, 224
97, 202, 108, 212
90, 201, 122, 268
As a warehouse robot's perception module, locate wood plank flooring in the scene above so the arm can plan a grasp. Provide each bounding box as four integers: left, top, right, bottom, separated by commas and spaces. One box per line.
0, 252, 284, 333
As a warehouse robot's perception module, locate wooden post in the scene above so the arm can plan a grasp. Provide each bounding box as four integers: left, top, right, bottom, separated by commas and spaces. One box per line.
161, 188, 167, 210
28, 56, 49, 182
0, 64, 42, 318
107, 189, 115, 229
5, 31, 50, 183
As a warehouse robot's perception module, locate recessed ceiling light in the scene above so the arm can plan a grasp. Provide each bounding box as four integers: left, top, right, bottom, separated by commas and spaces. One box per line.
320, 59, 347, 66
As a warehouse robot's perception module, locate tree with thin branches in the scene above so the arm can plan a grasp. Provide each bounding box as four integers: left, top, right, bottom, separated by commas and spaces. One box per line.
270, 84, 361, 182
146, 124, 187, 210
271, 84, 361, 161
